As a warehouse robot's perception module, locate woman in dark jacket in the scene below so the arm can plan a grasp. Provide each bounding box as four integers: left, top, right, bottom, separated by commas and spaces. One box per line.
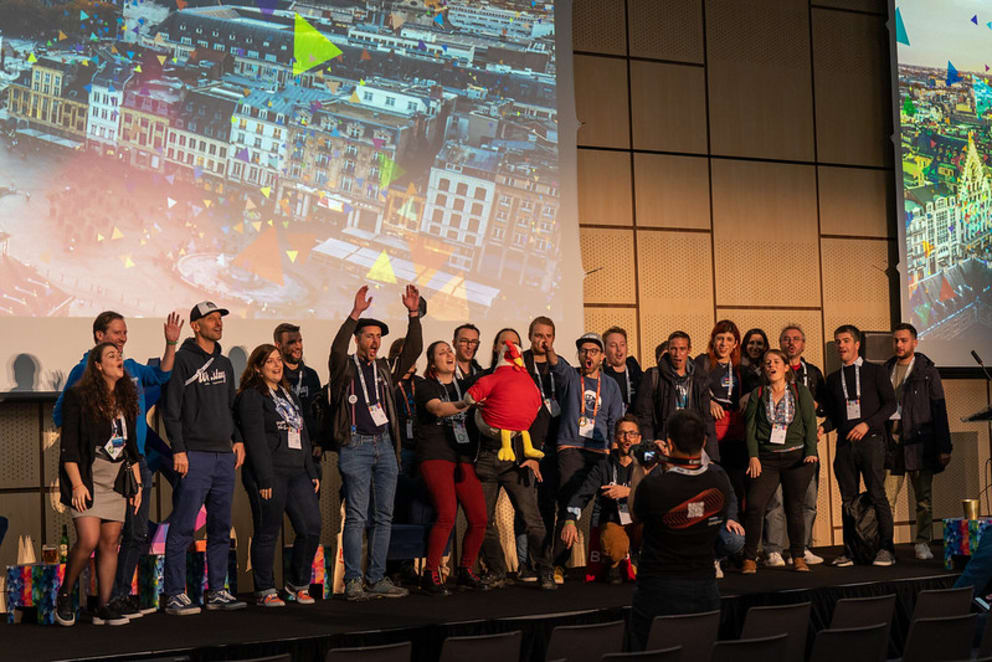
236, 344, 321, 607
741, 349, 819, 574
56, 342, 142, 627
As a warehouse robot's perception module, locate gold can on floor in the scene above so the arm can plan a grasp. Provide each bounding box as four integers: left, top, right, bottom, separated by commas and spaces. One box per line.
963, 498, 980, 520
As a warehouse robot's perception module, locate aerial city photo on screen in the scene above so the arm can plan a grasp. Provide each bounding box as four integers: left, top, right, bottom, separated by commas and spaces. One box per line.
897, 1, 992, 355
0, 0, 562, 323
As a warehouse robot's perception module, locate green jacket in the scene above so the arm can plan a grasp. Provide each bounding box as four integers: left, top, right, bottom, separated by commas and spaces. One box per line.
744, 382, 818, 459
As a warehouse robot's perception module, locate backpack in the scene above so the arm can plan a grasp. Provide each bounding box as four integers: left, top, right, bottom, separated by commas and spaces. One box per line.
843, 492, 880, 565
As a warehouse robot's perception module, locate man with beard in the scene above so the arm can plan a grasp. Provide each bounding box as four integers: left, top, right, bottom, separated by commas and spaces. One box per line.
274, 323, 323, 474
602, 327, 643, 409
632, 331, 718, 461
452, 323, 484, 379
560, 414, 640, 583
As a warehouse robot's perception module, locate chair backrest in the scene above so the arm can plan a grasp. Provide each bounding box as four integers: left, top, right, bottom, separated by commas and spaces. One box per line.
439, 631, 521, 662
646, 609, 720, 662
830, 594, 896, 660
710, 633, 788, 662
808, 624, 888, 662
546, 620, 626, 662
601, 647, 682, 662
980, 610, 992, 658
237, 656, 291, 662
902, 614, 976, 662
740, 602, 811, 662
911, 587, 973, 621
325, 641, 412, 662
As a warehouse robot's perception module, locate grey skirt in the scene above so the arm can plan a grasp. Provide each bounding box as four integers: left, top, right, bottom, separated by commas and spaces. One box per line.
71, 456, 126, 522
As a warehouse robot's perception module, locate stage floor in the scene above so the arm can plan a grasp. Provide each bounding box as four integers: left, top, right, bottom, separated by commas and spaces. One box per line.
1, 544, 961, 662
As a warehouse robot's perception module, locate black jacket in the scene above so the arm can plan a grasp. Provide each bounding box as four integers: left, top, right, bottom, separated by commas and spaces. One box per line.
603, 357, 643, 407
327, 315, 422, 455
59, 387, 139, 510
790, 358, 826, 417
162, 338, 240, 454
632, 355, 719, 461
235, 387, 317, 489
883, 353, 952, 474
821, 359, 897, 443
284, 361, 321, 439
565, 450, 634, 527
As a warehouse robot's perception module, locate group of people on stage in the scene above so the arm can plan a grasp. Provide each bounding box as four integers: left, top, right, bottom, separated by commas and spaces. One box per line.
51, 282, 954, 636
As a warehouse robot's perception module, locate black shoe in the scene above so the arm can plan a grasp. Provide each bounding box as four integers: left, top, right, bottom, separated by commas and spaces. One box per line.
607, 565, 623, 585
420, 569, 450, 596
110, 595, 142, 619
481, 570, 508, 589
54, 591, 75, 627
92, 604, 129, 626
539, 569, 559, 591
514, 565, 538, 583
455, 567, 490, 591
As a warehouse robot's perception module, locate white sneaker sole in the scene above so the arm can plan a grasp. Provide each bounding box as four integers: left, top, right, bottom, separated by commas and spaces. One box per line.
93, 617, 130, 625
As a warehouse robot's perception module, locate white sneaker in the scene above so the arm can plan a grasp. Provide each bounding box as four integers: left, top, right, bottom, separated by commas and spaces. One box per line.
804, 549, 824, 565
714, 560, 724, 579
763, 552, 786, 567
915, 543, 934, 560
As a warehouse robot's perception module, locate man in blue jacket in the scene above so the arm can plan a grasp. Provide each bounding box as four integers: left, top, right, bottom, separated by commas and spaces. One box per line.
53, 309, 182, 618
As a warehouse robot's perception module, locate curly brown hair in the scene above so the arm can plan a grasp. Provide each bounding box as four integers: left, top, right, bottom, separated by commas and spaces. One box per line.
239, 344, 289, 395
74, 342, 139, 421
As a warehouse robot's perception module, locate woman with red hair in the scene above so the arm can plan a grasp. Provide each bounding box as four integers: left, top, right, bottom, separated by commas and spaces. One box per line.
695, 320, 747, 509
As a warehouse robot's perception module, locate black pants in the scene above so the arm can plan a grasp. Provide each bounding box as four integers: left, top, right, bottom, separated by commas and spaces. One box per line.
477, 449, 551, 574
717, 440, 749, 514
537, 418, 560, 554
245, 468, 322, 593
834, 435, 894, 554
743, 449, 815, 560
553, 447, 606, 566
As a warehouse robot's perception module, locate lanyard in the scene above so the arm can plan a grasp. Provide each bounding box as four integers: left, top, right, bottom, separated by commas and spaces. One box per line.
397, 379, 416, 417
270, 386, 303, 430
456, 363, 475, 380
353, 354, 380, 405
765, 385, 795, 425
296, 366, 304, 393
534, 360, 555, 398
891, 356, 915, 386
437, 376, 463, 401
110, 414, 127, 441
793, 360, 808, 388
579, 374, 602, 420
840, 357, 862, 401
715, 361, 734, 402
624, 369, 632, 402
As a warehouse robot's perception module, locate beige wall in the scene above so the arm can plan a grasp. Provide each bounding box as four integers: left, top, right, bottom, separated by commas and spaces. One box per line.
573, 0, 990, 547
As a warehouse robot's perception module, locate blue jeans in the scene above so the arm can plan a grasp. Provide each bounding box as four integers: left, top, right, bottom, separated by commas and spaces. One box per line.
632, 575, 721, 651
164, 451, 235, 596
715, 524, 745, 560
339, 431, 398, 584
112, 457, 153, 599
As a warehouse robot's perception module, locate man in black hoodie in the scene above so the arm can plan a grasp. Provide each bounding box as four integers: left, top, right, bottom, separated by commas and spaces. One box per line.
162, 301, 246, 615
883, 323, 952, 561
632, 331, 718, 461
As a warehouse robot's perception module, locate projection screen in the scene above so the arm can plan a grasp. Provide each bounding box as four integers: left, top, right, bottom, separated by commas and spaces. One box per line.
0, 0, 583, 392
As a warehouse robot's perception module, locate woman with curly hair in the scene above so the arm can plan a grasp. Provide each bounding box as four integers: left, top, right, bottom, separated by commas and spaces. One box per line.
55, 342, 142, 627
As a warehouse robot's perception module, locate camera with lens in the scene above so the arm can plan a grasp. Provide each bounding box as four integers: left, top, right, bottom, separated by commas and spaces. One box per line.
633, 441, 662, 468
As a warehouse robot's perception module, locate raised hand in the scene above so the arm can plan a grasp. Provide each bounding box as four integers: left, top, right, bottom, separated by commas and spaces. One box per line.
351, 285, 373, 318
164, 311, 184, 344
401, 284, 420, 313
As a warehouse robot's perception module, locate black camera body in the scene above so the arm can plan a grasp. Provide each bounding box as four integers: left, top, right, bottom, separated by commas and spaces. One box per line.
633, 441, 661, 468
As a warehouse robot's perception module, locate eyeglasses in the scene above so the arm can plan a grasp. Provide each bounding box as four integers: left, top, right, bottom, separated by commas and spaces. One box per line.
617, 430, 641, 439
457, 339, 480, 346
578, 348, 601, 355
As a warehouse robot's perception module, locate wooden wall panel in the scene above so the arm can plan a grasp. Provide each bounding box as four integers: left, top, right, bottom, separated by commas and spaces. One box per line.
715, 308, 825, 370
812, 0, 886, 17
572, 0, 627, 56
584, 306, 641, 361
812, 9, 892, 168
818, 166, 893, 238
630, 61, 708, 153
575, 55, 630, 149
580, 228, 637, 304
578, 149, 633, 226
706, 0, 815, 161
627, 0, 704, 63
0, 493, 43, 568
711, 160, 821, 308
821, 237, 892, 335
0, 403, 42, 490
633, 154, 711, 230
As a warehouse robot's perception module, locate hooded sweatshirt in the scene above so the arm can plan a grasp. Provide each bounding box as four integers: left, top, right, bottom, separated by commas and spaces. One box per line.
163, 337, 240, 454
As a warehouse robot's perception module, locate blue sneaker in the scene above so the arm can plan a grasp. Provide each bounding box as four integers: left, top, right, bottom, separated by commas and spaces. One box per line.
204, 588, 246, 611
164, 592, 201, 616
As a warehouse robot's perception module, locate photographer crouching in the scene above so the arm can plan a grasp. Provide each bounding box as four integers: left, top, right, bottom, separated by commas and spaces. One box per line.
628, 409, 733, 650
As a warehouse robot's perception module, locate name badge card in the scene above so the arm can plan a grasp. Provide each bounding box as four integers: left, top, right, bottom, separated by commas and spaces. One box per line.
406, 419, 414, 439
369, 403, 389, 427
846, 399, 861, 421
453, 420, 471, 445
618, 501, 632, 525
770, 424, 788, 445
288, 427, 302, 450
545, 398, 561, 417
104, 435, 125, 460
578, 416, 595, 439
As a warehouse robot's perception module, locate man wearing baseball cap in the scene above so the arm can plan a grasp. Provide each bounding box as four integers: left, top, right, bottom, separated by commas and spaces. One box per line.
546, 331, 624, 582
161, 301, 246, 615
328, 284, 423, 601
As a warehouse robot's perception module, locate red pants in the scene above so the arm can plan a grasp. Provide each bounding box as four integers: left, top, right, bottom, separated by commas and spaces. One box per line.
420, 460, 488, 572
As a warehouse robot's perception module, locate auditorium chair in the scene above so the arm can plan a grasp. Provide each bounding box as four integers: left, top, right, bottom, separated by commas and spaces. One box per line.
740, 602, 811, 662
978, 612, 992, 658
546, 620, 626, 662
236, 656, 290, 662
710, 633, 788, 662
808, 623, 888, 662
324, 641, 411, 662
910, 586, 973, 621
646, 609, 720, 662
830, 594, 896, 660
900, 614, 975, 662
438, 630, 521, 662
601, 647, 682, 661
